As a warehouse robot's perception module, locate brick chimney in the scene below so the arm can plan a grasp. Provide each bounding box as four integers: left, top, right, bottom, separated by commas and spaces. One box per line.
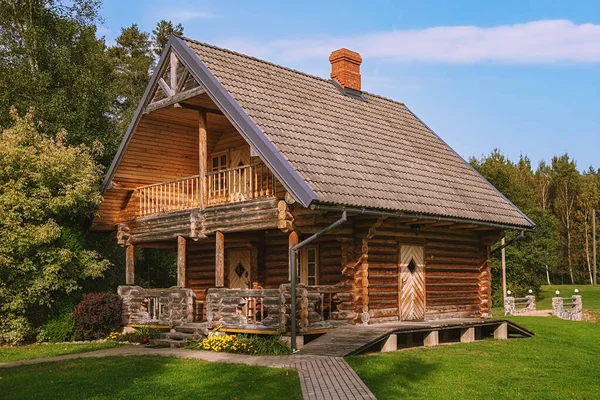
329, 48, 363, 91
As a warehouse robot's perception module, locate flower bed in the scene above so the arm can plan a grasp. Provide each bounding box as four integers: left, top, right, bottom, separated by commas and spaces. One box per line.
187, 333, 291, 356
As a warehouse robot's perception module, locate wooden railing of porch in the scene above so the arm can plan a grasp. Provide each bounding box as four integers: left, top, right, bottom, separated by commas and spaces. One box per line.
137, 163, 276, 217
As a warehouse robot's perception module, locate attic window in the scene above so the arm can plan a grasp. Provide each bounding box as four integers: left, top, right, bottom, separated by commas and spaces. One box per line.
331, 80, 367, 102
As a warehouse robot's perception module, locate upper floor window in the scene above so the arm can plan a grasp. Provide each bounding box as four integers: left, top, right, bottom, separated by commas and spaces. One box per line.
212, 153, 227, 172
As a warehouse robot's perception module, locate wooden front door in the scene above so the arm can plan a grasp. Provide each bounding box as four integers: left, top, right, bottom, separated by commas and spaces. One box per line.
399, 245, 426, 321
229, 147, 251, 201
228, 249, 251, 289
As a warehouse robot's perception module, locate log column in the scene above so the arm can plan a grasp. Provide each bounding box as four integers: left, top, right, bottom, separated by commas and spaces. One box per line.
198, 109, 207, 209
125, 244, 135, 285
289, 231, 299, 280
215, 231, 225, 287
177, 236, 186, 287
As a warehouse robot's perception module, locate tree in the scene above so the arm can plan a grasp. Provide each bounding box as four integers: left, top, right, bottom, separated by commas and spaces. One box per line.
108, 24, 154, 132
576, 168, 599, 284
550, 154, 580, 284
152, 19, 184, 57
0, 109, 110, 344
0, 0, 120, 166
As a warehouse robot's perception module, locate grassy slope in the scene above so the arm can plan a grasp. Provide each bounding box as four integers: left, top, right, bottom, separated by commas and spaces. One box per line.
349, 295, 600, 400
537, 285, 600, 320
0, 342, 118, 363
0, 356, 302, 400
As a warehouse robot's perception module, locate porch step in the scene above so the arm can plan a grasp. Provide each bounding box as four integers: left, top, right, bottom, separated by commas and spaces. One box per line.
165, 331, 202, 341
174, 322, 210, 335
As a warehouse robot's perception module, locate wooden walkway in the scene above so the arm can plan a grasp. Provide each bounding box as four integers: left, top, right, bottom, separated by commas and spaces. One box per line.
293, 357, 376, 400
297, 318, 534, 357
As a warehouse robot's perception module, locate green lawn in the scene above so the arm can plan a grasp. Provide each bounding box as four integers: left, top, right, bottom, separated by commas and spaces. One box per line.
0, 342, 118, 363
0, 356, 302, 400
348, 316, 600, 399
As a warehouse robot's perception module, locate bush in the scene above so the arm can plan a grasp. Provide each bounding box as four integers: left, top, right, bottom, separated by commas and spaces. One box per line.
73, 293, 122, 340
40, 312, 75, 343
188, 333, 291, 356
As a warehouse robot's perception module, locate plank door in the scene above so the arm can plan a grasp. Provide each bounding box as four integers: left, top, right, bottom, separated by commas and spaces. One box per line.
229, 147, 251, 201
398, 245, 426, 321
228, 249, 252, 289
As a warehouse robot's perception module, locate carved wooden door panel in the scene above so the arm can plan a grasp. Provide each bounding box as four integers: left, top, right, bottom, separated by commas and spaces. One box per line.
229, 147, 251, 201
399, 245, 426, 321
228, 249, 251, 289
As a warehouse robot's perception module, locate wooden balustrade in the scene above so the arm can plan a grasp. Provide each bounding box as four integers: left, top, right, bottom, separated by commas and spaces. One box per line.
136, 163, 276, 217
138, 175, 202, 217
206, 163, 275, 206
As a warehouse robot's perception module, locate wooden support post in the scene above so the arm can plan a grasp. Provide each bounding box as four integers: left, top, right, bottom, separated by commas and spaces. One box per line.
494, 322, 508, 339
593, 208, 597, 286
288, 231, 299, 280
177, 236, 186, 287
198, 109, 207, 209
381, 334, 398, 352
215, 231, 225, 287
125, 244, 134, 285
501, 237, 507, 302
460, 327, 475, 343
423, 331, 439, 347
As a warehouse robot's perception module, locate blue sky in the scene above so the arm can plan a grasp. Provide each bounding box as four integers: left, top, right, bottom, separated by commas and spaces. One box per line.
99, 0, 600, 170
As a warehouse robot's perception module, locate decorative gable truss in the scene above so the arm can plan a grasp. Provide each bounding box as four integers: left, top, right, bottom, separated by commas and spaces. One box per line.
145, 51, 205, 113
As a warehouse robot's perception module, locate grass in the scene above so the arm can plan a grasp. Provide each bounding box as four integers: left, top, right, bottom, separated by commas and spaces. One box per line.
0, 342, 118, 363
348, 312, 600, 399
0, 356, 302, 400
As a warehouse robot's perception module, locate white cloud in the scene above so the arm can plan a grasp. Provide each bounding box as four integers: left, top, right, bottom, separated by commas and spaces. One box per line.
159, 10, 216, 22
219, 20, 600, 64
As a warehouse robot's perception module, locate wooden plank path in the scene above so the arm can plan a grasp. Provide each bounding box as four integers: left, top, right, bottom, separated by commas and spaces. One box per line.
297, 318, 533, 357
293, 357, 376, 400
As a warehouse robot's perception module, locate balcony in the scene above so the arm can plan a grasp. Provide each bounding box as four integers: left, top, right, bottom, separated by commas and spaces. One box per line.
136, 163, 276, 218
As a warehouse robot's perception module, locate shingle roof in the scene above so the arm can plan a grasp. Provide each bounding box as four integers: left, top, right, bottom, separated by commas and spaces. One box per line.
182, 37, 534, 229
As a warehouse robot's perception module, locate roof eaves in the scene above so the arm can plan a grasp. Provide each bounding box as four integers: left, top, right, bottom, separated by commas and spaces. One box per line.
171, 36, 318, 207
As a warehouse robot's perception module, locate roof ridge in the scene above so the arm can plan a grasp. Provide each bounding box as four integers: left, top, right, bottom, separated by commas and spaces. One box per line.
179, 35, 406, 107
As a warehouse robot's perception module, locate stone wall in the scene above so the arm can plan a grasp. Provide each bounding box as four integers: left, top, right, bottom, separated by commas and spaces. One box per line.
552, 295, 583, 321
504, 295, 536, 316
118, 286, 195, 326
206, 288, 282, 330
205, 284, 352, 333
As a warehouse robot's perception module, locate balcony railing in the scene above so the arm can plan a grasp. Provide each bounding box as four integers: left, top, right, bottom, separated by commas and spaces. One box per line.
206, 162, 275, 206
136, 163, 276, 217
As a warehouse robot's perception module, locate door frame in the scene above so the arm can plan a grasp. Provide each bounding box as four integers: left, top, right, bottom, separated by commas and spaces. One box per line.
398, 245, 426, 321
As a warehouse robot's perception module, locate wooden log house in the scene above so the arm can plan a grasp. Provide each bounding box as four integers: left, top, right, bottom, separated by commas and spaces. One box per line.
91, 36, 535, 330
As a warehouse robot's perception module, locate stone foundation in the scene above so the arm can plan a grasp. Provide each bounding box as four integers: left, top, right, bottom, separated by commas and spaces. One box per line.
118, 286, 195, 326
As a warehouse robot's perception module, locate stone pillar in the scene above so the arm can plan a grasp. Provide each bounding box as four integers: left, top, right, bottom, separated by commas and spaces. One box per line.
525, 295, 536, 311
504, 296, 515, 316
381, 334, 398, 352
460, 327, 475, 343
552, 297, 564, 317
494, 322, 508, 339
572, 295, 583, 321
424, 331, 439, 347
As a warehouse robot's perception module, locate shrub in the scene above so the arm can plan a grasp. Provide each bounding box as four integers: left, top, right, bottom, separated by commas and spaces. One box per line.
41, 312, 75, 343
73, 293, 122, 340
188, 333, 291, 356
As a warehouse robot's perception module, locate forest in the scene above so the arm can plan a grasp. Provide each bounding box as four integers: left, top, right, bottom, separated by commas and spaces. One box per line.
0, 0, 598, 343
